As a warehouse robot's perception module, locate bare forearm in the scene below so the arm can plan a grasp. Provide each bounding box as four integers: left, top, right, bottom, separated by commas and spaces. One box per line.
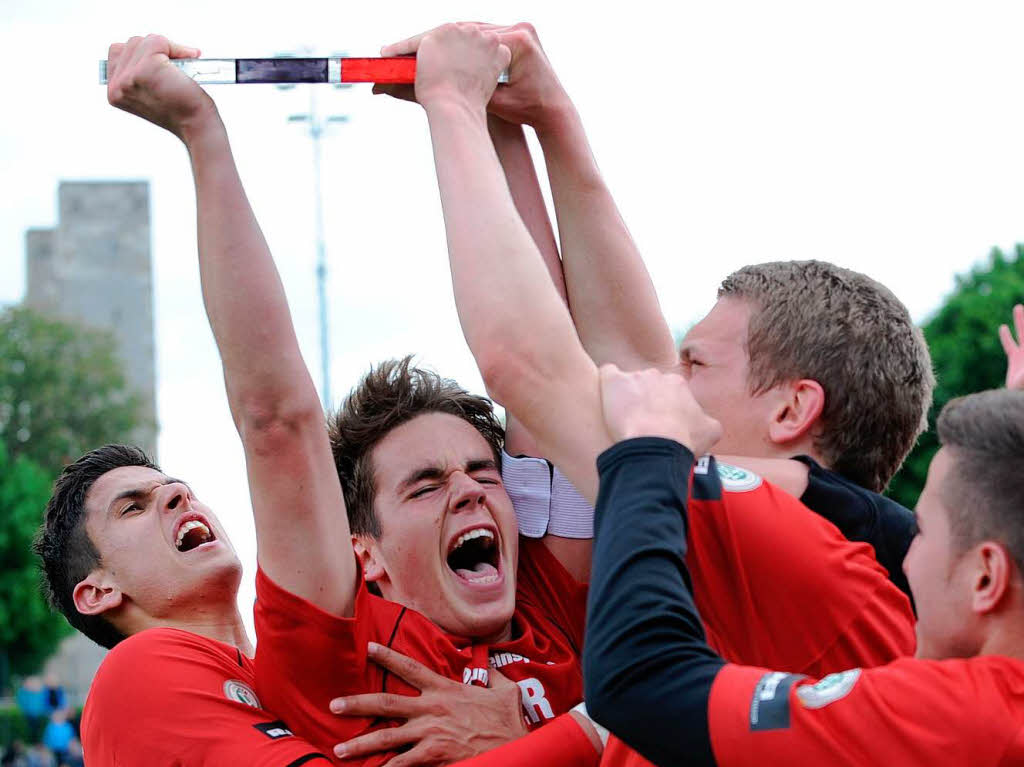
425, 98, 606, 502
185, 114, 318, 423
537, 106, 677, 371
427, 100, 576, 384
489, 115, 567, 304
489, 116, 567, 457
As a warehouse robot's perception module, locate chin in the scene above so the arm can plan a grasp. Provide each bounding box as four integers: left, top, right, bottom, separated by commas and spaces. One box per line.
444, 596, 515, 641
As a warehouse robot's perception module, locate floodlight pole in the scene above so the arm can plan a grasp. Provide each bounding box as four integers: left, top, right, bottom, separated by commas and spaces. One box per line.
280, 53, 351, 411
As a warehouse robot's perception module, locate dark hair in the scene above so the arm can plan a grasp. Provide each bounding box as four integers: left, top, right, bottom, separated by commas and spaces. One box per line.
34, 444, 159, 649
938, 389, 1024, 567
719, 260, 934, 491
329, 356, 504, 538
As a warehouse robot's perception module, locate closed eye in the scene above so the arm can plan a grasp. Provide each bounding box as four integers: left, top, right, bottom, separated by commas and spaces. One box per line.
120, 502, 142, 516
410, 485, 440, 499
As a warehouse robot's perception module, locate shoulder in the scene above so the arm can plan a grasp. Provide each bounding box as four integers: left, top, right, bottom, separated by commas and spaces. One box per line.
90, 628, 249, 707
101, 627, 239, 672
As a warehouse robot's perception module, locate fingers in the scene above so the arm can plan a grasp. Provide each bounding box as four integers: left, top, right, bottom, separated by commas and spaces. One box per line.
366, 641, 451, 690
486, 666, 517, 688
380, 742, 451, 767
166, 39, 201, 59
330, 690, 424, 718
373, 83, 417, 103
106, 42, 126, 81
1000, 324, 1016, 357
381, 29, 435, 56
381, 21, 518, 56
334, 722, 422, 760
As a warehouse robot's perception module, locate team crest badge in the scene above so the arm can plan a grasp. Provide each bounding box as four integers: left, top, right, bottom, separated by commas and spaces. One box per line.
716, 463, 763, 492
224, 679, 261, 708
795, 669, 861, 709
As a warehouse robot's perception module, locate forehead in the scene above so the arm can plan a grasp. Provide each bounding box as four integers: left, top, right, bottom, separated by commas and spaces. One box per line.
681, 297, 751, 351
371, 412, 496, 489
85, 465, 171, 517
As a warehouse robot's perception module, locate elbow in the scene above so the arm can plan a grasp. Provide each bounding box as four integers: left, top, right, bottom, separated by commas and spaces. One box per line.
476, 344, 537, 407
232, 389, 325, 455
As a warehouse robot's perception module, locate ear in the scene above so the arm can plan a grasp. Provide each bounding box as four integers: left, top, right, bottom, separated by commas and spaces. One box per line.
971, 542, 1014, 615
72, 572, 123, 617
352, 535, 387, 584
767, 379, 825, 445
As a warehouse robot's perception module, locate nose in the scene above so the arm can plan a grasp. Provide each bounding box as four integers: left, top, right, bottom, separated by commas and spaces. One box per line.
158, 482, 190, 515
450, 472, 486, 512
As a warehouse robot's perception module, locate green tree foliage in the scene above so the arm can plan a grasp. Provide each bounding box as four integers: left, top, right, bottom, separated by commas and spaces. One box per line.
887, 245, 1024, 508
0, 306, 143, 471
0, 443, 70, 677
0, 306, 145, 679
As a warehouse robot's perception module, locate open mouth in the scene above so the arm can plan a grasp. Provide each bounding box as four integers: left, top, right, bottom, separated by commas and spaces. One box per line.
446, 527, 500, 584
174, 516, 216, 553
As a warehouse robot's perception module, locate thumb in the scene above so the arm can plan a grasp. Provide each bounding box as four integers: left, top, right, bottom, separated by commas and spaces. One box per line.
497, 43, 512, 70
487, 667, 517, 689
167, 40, 200, 59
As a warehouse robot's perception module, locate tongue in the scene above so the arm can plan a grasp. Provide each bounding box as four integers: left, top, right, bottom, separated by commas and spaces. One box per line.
455, 562, 498, 581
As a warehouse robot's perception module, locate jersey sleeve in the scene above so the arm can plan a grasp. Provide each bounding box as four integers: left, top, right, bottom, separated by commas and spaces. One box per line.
81, 629, 330, 767
515, 537, 589, 652
794, 455, 916, 601
709, 659, 1024, 766
254, 567, 406, 760
686, 458, 915, 676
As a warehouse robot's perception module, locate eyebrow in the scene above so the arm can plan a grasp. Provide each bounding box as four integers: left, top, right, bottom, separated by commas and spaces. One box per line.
106, 476, 189, 514
396, 459, 498, 494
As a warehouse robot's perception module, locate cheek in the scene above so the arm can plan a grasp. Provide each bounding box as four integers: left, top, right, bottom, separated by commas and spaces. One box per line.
384, 521, 442, 574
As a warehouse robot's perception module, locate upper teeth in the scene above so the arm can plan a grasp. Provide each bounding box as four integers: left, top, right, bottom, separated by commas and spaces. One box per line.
454, 528, 494, 550
176, 519, 211, 549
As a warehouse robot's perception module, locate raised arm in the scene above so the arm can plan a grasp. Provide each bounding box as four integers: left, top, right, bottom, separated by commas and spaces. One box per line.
105, 36, 355, 616
385, 24, 611, 503
487, 114, 568, 459
486, 24, 679, 372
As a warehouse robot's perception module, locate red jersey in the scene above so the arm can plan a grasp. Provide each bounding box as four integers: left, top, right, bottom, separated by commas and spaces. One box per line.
254, 537, 587, 763
686, 458, 915, 675
598, 459, 917, 767
81, 627, 329, 766
705, 656, 1024, 765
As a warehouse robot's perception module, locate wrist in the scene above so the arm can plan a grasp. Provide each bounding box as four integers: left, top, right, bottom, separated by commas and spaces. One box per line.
533, 98, 580, 141
422, 90, 489, 123
178, 100, 224, 148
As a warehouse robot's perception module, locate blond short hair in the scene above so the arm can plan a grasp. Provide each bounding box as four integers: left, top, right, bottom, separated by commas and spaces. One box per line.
719, 260, 934, 491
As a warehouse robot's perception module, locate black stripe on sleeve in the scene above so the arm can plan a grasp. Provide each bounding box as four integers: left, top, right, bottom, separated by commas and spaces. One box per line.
283, 753, 332, 766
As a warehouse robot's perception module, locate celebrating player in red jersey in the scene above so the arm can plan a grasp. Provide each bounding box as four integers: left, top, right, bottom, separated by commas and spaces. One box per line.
35, 447, 333, 767
585, 370, 1024, 766
378, 21, 914, 670
88, 33, 603, 766
376, 22, 932, 602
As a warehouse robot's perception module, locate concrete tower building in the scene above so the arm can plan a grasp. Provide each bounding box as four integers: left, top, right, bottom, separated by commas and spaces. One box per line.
24, 180, 158, 700
25, 180, 157, 458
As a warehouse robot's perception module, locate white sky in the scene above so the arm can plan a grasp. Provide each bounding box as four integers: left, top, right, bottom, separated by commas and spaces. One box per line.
4, 0, 1024, 636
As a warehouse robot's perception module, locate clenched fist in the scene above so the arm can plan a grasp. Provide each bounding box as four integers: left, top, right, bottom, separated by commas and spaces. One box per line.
598, 364, 722, 456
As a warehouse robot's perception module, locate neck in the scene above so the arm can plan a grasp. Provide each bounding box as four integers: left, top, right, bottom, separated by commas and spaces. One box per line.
977, 614, 1024, 662
125, 600, 254, 657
